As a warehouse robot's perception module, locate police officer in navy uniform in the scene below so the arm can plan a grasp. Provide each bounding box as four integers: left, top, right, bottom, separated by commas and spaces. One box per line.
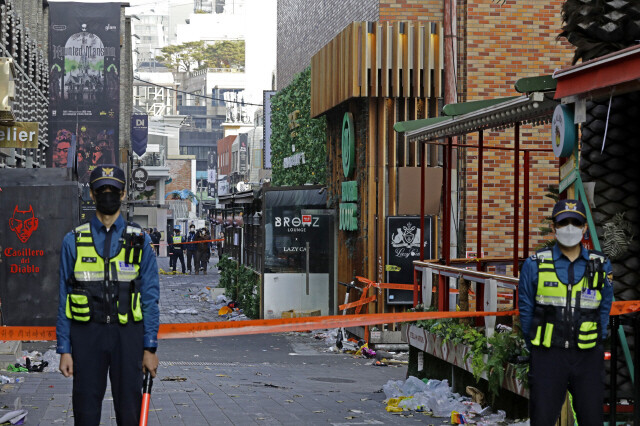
169, 226, 186, 273
519, 199, 613, 425
56, 165, 159, 426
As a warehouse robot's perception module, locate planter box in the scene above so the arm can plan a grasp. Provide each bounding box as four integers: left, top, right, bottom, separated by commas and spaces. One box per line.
404, 324, 529, 398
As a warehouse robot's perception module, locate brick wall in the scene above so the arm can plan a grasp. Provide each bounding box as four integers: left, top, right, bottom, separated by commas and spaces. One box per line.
166, 159, 193, 210
379, 1, 443, 22
276, 0, 378, 89
464, 0, 574, 260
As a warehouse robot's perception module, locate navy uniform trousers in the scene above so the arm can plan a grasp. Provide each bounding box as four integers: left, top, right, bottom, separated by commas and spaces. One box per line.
70, 320, 143, 426
529, 345, 604, 426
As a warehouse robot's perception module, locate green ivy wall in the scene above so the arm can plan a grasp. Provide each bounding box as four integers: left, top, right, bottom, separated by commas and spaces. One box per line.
271, 67, 327, 186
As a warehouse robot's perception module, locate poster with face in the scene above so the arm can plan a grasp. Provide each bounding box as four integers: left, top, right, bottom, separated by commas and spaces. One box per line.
48, 3, 120, 183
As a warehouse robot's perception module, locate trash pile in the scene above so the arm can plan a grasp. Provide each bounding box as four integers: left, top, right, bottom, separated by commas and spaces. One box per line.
8, 350, 59, 374
212, 295, 248, 321
312, 329, 409, 365
382, 376, 527, 425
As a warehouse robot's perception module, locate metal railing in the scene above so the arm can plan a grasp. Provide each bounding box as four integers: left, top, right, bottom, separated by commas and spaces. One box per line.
414, 259, 518, 338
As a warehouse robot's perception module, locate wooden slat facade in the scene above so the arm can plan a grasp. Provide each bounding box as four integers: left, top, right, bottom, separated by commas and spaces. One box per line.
311, 21, 443, 118
311, 21, 444, 322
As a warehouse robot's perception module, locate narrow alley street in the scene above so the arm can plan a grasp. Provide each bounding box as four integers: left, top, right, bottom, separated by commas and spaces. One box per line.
1, 257, 451, 425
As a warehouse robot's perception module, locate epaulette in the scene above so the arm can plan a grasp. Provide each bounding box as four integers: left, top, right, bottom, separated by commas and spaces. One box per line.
588, 250, 606, 263
535, 249, 553, 262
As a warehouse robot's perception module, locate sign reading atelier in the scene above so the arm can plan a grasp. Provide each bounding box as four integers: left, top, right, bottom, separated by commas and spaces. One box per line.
0, 122, 39, 148
339, 112, 357, 231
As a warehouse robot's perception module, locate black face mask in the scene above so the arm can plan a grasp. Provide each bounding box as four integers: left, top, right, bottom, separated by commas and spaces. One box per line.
95, 191, 122, 215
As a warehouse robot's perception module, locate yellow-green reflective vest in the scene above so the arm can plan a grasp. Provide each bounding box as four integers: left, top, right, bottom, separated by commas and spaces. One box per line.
172, 235, 183, 251
66, 222, 144, 324
530, 249, 605, 350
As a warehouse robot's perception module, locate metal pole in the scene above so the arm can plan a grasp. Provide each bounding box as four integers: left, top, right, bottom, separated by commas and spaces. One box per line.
610, 315, 618, 424
305, 241, 310, 295
420, 142, 426, 262
477, 130, 483, 271
444, 137, 452, 266
523, 150, 530, 258
476, 130, 484, 326
417, 143, 426, 307
513, 122, 520, 276
635, 314, 640, 425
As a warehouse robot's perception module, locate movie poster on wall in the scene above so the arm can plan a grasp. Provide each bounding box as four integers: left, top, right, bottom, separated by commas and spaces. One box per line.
48, 2, 120, 184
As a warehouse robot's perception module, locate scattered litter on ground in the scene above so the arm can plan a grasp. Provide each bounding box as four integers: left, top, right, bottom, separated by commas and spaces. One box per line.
382, 376, 523, 424
160, 377, 187, 382
0, 397, 26, 425
169, 308, 198, 314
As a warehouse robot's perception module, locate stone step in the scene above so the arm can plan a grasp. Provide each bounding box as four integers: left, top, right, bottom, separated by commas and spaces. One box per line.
0, 341, 21, 369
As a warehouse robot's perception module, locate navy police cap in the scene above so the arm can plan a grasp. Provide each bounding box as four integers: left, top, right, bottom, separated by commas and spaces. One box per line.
552, 199, 586, 224
89, 165, 126, 191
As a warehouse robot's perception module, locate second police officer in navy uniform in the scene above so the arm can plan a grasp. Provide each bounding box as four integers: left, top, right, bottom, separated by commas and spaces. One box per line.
518, 199, 613, 426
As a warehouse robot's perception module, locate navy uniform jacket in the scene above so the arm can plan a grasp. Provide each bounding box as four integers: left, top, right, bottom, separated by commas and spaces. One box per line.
518, 244, 613, 345
56, 215, 160, 354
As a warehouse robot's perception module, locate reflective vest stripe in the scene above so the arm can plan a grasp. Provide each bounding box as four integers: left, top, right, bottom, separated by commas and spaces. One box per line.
532, 253, 603, 349
68, 223, 143, 324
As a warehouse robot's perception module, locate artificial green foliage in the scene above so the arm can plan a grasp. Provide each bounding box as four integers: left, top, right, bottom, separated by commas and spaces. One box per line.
536, 184, 559, 250
270, 67, 327, 186
217, 255, 260, 319
411, 305, 529, 402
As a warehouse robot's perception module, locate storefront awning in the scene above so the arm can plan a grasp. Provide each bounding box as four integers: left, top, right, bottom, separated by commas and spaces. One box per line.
399, 92, 558, 142
553, 44, 640, 100
218, 190, 256, 205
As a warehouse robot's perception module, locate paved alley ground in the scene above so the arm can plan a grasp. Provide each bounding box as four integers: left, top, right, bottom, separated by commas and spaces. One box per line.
0, 256, 455, 425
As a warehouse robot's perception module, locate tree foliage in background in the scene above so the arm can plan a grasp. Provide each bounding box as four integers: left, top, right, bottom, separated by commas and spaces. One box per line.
270, 67, 327, 186
155, 40, 245, 72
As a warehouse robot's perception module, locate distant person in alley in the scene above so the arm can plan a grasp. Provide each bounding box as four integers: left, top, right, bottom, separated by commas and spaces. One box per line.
518, 199, 613, 426
169, 226, 186, 274
186, 223, 197, 274
56, 165, 159, 425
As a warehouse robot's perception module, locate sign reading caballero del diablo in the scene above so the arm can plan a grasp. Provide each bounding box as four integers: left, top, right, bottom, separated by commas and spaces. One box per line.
47, 3, 121, 185
0, 169, 80, 326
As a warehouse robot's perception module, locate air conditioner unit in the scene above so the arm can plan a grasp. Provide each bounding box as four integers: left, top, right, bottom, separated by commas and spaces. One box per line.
0, 57, 15, 123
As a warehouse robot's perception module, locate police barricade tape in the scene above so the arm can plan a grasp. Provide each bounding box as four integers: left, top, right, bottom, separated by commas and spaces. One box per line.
2, 301, 638, 342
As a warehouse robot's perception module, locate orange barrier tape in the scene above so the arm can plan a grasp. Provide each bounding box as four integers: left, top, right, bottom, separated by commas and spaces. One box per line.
339, 295, 377, 310
610, 300, 640, 316
355, 276, 415, 291
0, 301, 637, 341
151, 238, 224, 247
157, 310, 520, 339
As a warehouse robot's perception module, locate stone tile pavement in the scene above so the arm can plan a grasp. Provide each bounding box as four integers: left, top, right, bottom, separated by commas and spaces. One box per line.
0, 256, 452, 425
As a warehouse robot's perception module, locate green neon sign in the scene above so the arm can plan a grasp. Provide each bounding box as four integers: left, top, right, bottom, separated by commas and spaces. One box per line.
342, 112, 355, 178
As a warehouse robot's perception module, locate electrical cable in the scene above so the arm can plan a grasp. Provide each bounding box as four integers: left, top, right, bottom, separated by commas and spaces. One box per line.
133, 76, 264, 106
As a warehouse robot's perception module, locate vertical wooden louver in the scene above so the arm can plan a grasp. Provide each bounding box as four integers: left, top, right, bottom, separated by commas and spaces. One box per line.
311, 21, 443, 118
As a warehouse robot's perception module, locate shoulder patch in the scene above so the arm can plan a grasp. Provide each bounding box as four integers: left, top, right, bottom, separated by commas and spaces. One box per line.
536, 250, 553, 261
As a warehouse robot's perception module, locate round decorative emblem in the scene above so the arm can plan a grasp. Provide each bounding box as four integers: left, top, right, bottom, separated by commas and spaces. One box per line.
342, 112, 355, 178
551, 104, 576, 158
132, 167, 148, 184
